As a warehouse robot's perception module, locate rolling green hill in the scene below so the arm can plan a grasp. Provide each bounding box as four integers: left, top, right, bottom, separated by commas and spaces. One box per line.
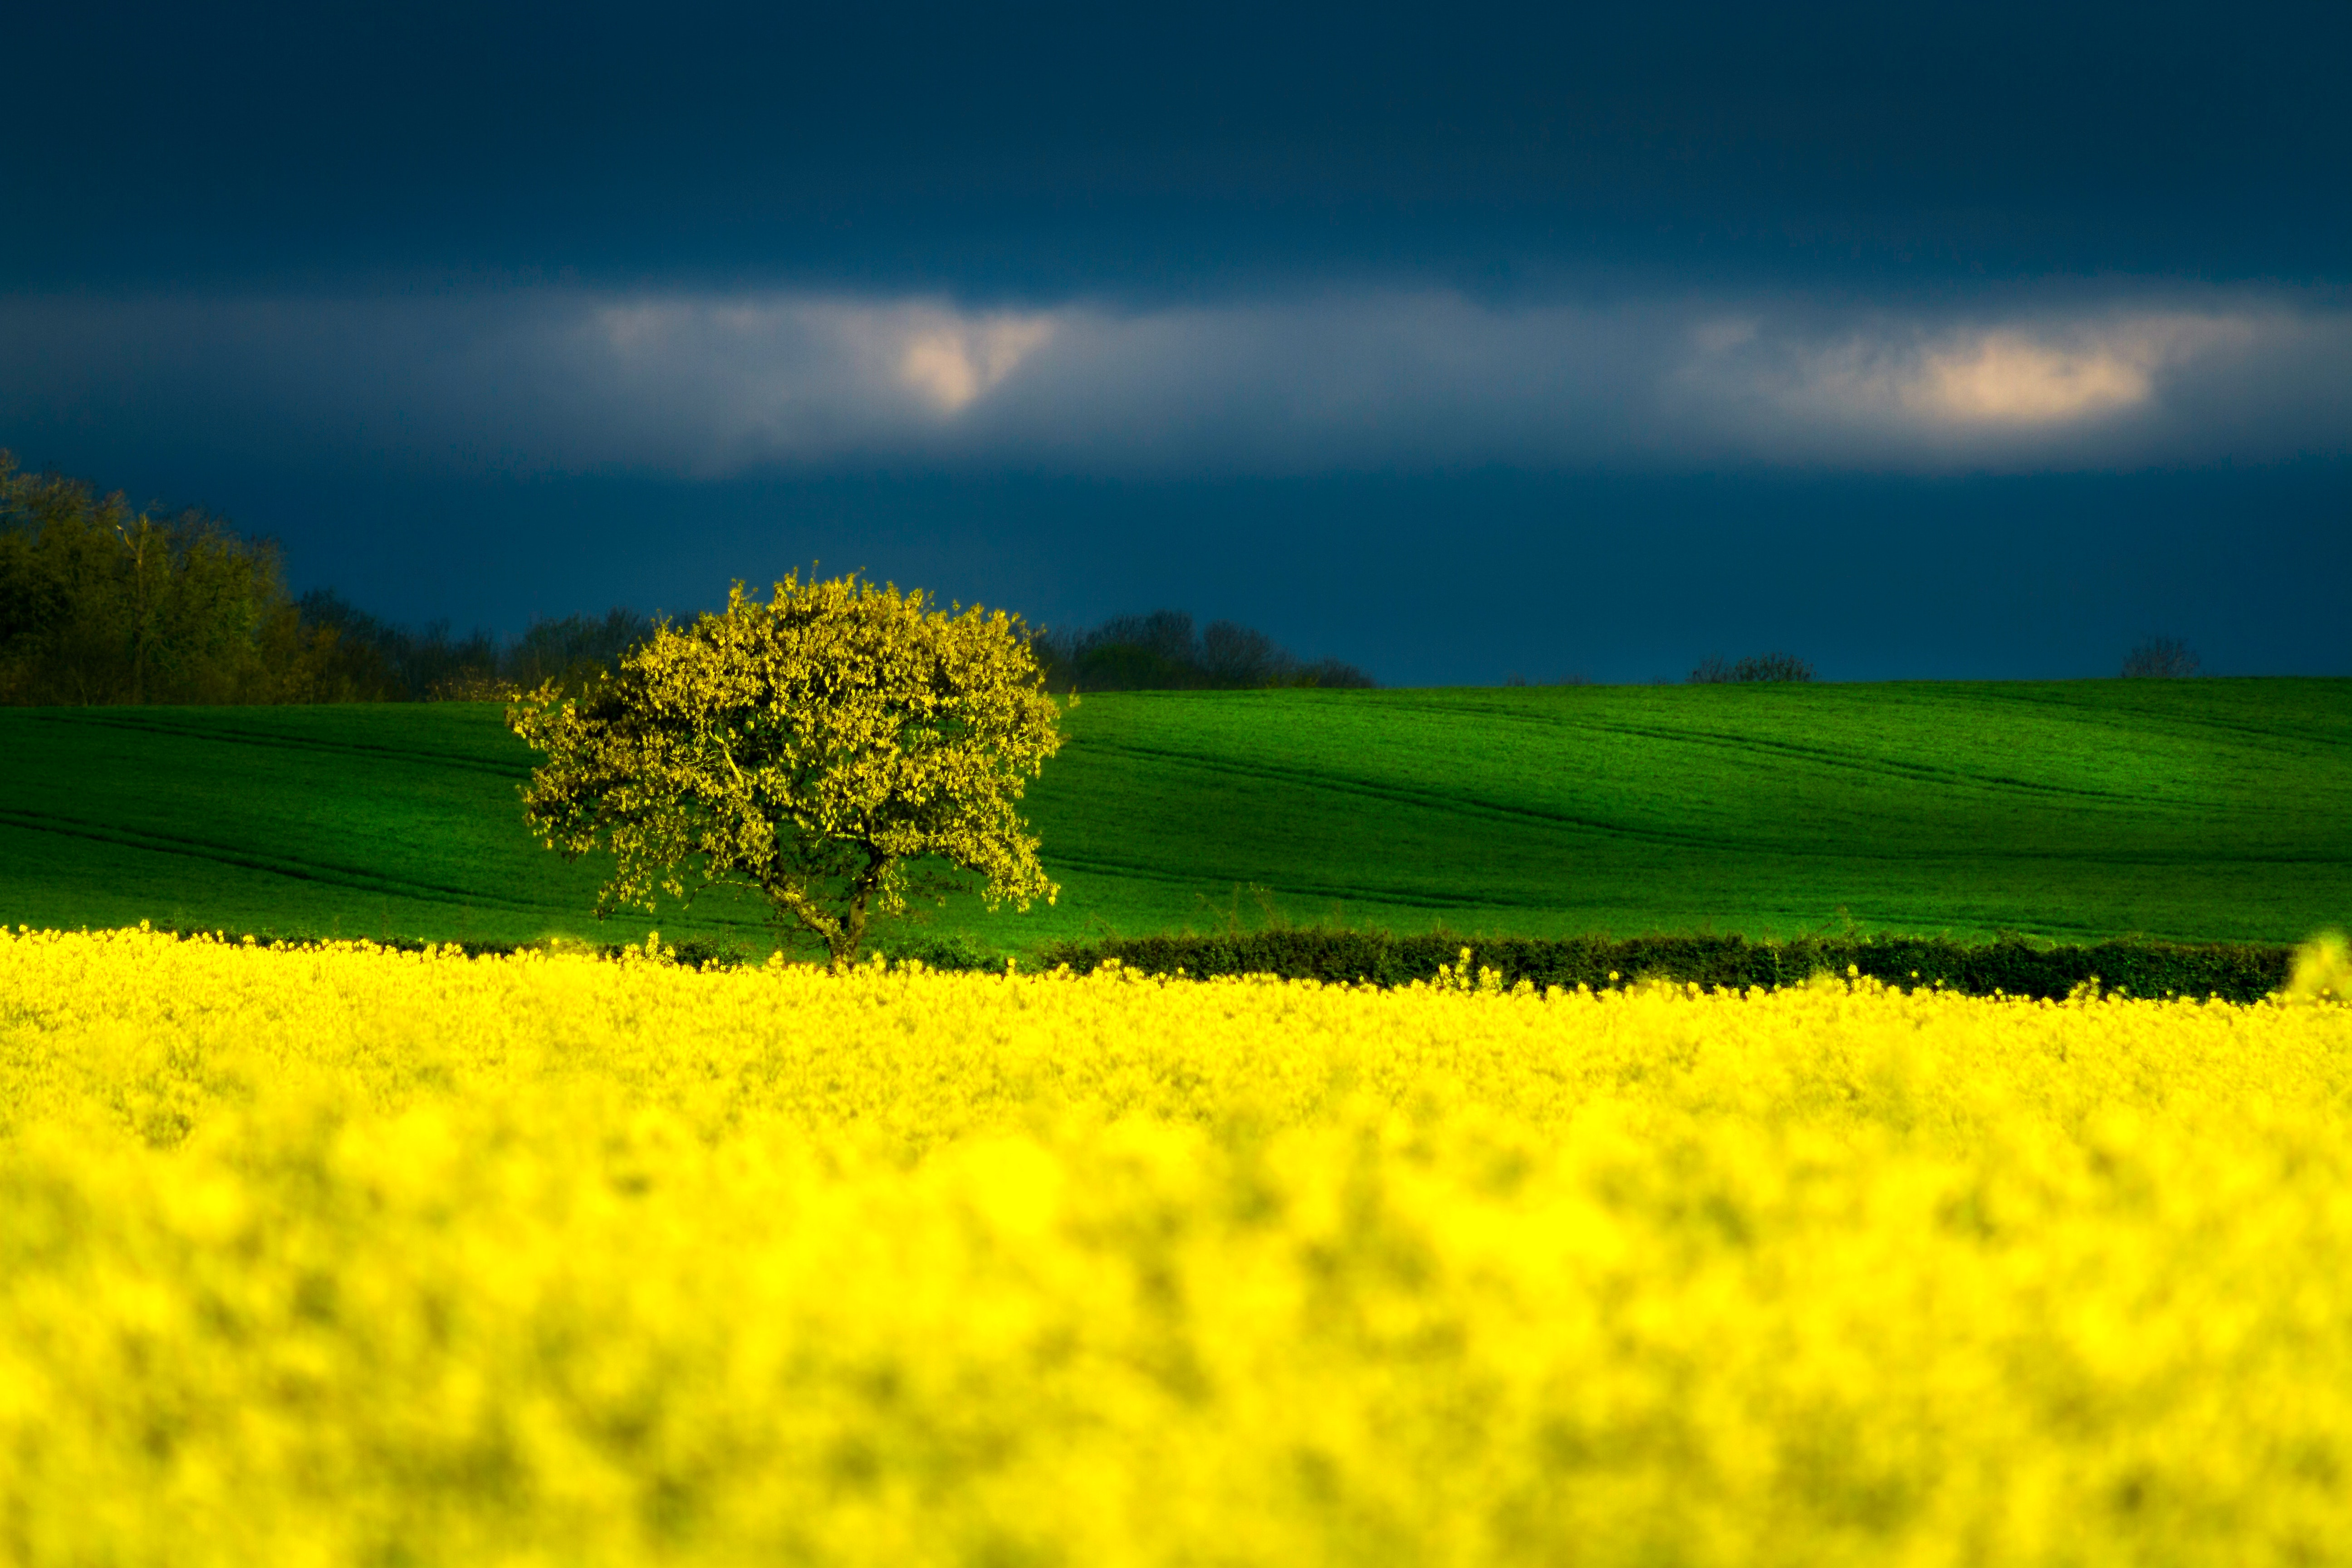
3, 679, 2348, 954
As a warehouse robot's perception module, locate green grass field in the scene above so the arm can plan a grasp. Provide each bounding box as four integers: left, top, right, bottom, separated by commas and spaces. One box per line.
3, 679, 2347, 955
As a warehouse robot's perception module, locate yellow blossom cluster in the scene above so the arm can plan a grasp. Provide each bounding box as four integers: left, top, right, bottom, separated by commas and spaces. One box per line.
1, 926, 2348, 1566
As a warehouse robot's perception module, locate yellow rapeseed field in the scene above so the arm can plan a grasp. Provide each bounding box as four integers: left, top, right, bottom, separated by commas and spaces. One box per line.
2, 926, 2350, 1567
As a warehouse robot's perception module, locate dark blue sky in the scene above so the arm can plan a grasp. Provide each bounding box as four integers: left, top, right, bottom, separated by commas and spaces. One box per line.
6, 0, 2347, 682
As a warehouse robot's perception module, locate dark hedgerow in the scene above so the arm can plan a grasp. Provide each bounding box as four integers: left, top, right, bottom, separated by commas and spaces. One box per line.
1034, 930, 2297, 1004
126, 921, 2304, 1000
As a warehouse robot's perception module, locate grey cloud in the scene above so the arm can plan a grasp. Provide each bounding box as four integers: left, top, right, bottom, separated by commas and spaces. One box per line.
4, 285, 2348, 479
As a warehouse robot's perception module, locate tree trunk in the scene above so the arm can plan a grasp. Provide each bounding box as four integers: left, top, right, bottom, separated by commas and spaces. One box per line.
766, 851, 892, 969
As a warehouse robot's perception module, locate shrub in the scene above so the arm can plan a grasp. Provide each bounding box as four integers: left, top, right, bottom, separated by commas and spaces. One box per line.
1687, 652, 1815, 684
878, 930, 1004, 971
2122, 635, 2200, 678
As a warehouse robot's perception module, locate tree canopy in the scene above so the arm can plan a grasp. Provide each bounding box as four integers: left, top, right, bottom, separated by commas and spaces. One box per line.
507, 575, 1063, 964
0, 453, 354, 704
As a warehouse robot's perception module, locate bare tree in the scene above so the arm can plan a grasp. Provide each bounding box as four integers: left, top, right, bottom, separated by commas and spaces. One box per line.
2121, 636, 2200, 679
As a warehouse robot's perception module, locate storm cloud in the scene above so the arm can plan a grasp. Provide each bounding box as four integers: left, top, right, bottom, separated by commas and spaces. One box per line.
7, 286, 2346, 480
6, 0, 2348, 680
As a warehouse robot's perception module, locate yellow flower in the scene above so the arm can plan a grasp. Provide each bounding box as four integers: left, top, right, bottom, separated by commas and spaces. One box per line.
0, 926, 2347, 1564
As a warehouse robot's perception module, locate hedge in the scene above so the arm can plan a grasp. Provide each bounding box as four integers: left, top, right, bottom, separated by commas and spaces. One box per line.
1032, 930, 2298, 1004
128, 920, 2307, 1000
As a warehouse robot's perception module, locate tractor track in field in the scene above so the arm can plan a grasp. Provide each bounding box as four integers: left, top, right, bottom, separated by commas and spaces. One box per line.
1065, 740, 1749, 850
1039, 851, 2314, 942
1968, 686, 2352, 759
1046, 850, 1544, 911
24, 712, 532, 778
1356, 697, 2180, 806
1063, 740, 2295, 860
0, 807, 554, 913
1049, 740, 2348, 872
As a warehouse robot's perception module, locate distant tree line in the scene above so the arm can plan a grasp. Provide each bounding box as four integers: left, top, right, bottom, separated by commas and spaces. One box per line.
1034, 610, 1377, 692
296, 593, 652, 701
0, 454, 652, 705
5, 457, 1384, 707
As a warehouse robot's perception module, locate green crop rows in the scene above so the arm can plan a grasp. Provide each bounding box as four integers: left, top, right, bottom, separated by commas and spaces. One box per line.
3, 678, 2348, 955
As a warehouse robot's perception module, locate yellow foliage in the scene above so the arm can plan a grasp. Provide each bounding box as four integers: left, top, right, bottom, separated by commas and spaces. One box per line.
2, 926, 2350, 1565
507, 574, 1060, 962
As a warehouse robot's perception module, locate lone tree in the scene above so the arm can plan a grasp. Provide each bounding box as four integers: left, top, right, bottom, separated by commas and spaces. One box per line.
507, 574, 1063, 964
